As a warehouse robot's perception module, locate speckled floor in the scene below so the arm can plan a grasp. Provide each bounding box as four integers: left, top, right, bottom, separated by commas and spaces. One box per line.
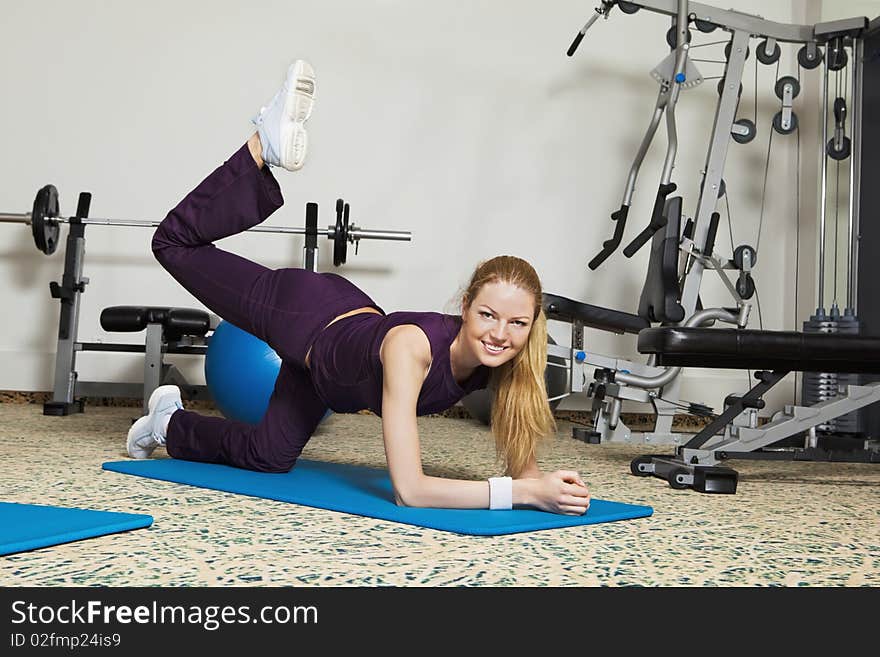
1, 403, 878, 586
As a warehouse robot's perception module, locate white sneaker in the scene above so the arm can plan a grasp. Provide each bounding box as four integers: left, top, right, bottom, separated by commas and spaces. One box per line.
126, 385, 183, 459
252, 59, 316, 171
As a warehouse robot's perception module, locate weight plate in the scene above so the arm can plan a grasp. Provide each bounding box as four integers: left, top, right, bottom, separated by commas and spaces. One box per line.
32, 184, 61, 255
333, 198, 345, 267
341, 202, 350, 265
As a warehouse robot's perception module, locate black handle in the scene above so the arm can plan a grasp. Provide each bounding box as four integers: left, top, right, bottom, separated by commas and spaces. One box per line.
622, 182, 676, 258
75, 192, 92, 220
703, 211, 720, 259
588, 205, 629, 270
305, 202, 318, 249
567, 31, 585, 57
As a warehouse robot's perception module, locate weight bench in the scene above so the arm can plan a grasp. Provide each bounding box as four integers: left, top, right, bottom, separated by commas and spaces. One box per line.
45, 306, 216, 415
98, 306, 216, 414
631, 327, 880, 493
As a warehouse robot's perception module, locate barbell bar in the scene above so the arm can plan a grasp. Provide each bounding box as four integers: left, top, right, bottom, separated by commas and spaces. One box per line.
0, 184, 411, 266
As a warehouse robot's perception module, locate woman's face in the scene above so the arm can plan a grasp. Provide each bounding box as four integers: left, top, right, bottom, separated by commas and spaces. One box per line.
461, 281, 535, 368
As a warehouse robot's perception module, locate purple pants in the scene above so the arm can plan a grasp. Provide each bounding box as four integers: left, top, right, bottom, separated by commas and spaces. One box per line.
153, 144, 375, 472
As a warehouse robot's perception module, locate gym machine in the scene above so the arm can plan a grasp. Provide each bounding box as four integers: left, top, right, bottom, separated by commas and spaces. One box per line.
1, 186, 411, 415
541, 1, 880, 492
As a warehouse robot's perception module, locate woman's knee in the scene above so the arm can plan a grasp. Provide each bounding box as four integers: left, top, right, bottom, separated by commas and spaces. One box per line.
251, 452, 299, 474
246, 436, 303, 473
151, 221, 194, 272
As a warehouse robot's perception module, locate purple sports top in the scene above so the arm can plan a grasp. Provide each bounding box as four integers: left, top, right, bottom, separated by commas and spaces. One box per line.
308, 310, 490, 416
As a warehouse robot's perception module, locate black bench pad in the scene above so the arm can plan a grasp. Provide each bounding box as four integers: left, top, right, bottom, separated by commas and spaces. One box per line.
100, 306, 212, 341
638, 327, 880, 373
543, 292, 649, 335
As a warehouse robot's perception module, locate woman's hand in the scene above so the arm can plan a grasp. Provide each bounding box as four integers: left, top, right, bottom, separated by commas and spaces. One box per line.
528, 470, 591, 515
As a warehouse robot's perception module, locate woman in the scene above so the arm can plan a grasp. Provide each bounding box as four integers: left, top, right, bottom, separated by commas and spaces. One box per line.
127, 60, 590, 515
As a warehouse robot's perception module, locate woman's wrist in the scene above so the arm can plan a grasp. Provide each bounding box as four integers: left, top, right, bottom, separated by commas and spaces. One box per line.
511, 477, 534, 507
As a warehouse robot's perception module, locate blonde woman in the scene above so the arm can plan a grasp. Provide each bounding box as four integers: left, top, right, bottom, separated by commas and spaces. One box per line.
126, 59, 590, 516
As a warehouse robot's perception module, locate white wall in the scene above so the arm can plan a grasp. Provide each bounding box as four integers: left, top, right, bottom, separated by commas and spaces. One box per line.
0, 0, 872, 415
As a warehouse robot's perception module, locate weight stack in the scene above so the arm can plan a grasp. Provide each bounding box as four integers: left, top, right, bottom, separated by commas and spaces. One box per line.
801, 308, 863, 434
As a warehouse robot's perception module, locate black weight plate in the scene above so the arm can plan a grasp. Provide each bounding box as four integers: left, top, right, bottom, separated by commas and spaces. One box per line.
333, 198, 345, 267
341, 202, 350, 265
32, 184, 61, 255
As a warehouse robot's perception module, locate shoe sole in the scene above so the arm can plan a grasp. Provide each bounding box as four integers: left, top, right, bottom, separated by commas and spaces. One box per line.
281, 60, 314, 171
286, 60, 315, 123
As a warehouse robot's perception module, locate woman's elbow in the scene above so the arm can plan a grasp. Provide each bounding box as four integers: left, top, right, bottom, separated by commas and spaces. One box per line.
392, 480, 427, 508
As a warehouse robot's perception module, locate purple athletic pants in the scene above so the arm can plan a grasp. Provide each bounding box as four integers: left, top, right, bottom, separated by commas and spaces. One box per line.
152, 144, 374, 472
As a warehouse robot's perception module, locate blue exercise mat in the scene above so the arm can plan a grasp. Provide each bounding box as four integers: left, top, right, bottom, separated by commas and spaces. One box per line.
0, 502, 153, 557
103, 459, 652, 536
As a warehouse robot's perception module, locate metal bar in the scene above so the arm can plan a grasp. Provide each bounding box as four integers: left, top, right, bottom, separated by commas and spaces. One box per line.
346, 228, 412, 241
78, 342, 208, 355
0, 213, 30, 223
679, 28, 749, 315
658, 0, 691, 185
814, 17, 870, 40
819, 53, 830, 312
625, 1, 814, 43
849, 38, 864, 312
682, 370, 788, 451
49, 226, 86, 407
0, 212, 411, 241
622, 102, 666, 206
143, 324, 163, 414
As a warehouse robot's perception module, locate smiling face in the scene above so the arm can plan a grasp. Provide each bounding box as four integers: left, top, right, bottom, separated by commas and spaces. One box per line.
461, 281, 536, 368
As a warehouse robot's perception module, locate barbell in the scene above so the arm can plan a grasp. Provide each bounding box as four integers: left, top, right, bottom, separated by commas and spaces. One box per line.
0, 184, 411, 266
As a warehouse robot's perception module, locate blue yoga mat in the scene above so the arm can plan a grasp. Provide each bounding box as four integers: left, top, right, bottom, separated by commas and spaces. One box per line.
103, 459, 652, 536
0, 502, 153, 557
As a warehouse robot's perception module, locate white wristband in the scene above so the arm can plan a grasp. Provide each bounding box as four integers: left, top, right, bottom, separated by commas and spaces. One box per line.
488, 476, 513, 510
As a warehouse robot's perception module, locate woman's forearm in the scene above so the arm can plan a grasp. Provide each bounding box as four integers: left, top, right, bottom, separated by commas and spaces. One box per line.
397, 474, 536, 509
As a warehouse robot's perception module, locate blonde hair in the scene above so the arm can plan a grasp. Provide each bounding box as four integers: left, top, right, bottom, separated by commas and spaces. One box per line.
461, 255, 556, 477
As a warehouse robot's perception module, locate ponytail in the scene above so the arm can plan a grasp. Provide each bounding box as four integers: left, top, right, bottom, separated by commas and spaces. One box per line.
461, 256, 556, 477
489, 308, 556, 476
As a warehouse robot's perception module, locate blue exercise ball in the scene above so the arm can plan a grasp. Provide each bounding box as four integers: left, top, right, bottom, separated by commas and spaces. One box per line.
205, 320, 332, 425
205, 321, 282, 424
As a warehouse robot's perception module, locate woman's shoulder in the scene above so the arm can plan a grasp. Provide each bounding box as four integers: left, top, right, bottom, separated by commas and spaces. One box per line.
380, 323, 432, 363
384, 322, 430, 342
